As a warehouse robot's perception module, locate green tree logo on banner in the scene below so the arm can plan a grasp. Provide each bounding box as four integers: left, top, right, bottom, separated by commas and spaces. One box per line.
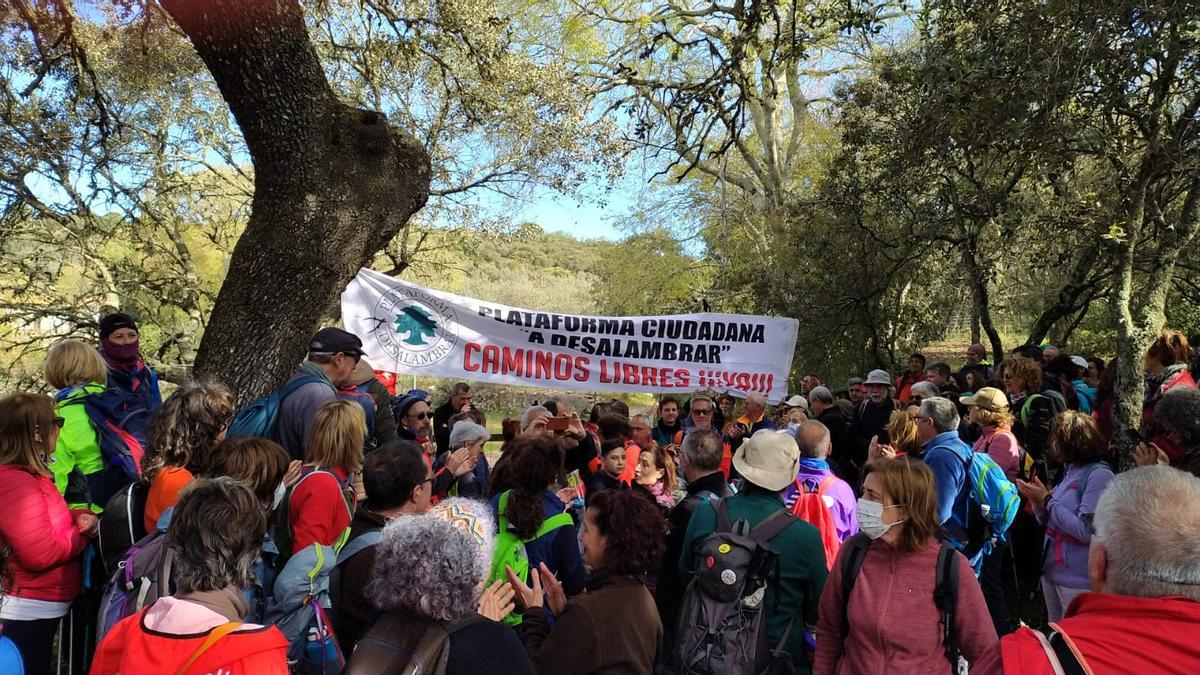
395, 306, 438, 346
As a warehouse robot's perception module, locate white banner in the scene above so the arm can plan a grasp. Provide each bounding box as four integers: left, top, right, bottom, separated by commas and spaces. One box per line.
341, 268, 799, 402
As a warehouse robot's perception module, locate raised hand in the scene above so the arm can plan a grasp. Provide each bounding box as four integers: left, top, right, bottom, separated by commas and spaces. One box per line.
505, 564, 543, 610
477, 578, 516, 621
538, 562, 567, 615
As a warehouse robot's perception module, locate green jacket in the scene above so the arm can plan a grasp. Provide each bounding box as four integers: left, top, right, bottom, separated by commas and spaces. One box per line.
53, 382, 106, 512
679, 487, 829, 671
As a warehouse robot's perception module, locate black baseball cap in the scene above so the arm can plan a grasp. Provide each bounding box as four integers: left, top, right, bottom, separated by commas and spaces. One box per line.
309, 327, 365, 357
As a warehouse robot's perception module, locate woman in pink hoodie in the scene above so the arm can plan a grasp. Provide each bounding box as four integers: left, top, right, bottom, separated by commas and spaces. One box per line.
92, 477, 287, 674
0, 393, 96, 675
814, 457, 996, 674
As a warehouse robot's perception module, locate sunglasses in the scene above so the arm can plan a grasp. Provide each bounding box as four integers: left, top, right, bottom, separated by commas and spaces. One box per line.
692, 408, 713, 416
410, 412, 430, 420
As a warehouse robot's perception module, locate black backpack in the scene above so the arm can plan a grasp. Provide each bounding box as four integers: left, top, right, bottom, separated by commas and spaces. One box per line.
673, 499, 800, 675
96, 480, 150, 577
839, 534, 964, 672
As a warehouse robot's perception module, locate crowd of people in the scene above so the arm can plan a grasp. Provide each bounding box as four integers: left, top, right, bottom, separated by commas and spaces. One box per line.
1, 318, 1199, 674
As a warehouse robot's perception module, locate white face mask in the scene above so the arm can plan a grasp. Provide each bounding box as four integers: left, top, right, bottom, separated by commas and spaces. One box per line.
272, 481, 287, 511
857, 498, 906, 540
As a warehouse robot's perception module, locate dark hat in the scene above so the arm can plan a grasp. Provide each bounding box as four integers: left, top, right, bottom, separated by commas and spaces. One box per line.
309, 327, 365, 357
99, 313, 138, 341
394, 389, 431, 420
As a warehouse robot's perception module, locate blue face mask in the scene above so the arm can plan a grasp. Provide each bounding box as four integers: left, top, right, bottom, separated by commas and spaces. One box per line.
786, 422, 802, 435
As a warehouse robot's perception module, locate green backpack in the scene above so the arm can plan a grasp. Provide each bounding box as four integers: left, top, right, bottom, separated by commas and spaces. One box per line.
488, 490, 574, 626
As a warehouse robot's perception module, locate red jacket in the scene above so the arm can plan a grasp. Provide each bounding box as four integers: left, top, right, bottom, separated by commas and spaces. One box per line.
92, 606, 289, 674
972, 593, 1200, 674
0, 465, 89, 602
288, 467, 354, 554
814, 538, 997, 674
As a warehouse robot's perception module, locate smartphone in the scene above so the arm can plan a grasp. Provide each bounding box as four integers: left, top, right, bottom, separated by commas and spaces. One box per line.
546, 416, 570, 432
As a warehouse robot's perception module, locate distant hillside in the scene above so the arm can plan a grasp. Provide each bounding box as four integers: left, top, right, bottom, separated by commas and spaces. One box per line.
399, 224, 613, 313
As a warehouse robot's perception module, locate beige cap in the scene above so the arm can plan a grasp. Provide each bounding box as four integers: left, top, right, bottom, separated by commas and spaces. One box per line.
960, 386, 1009, 412
732, 429, 800, 492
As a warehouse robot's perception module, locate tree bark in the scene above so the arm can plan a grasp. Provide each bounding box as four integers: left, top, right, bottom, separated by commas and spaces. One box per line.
159, 0, 431, 402
959, 231, 1003, 362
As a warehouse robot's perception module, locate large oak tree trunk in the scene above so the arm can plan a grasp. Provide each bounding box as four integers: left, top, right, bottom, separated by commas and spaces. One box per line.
159, 0, 431, 402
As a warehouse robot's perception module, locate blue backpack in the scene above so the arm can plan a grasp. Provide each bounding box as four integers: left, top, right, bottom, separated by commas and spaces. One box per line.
955, 450, 1020, 563
60, 388, 147, 508
337, 382, 378, 450
228, 376, 331, 441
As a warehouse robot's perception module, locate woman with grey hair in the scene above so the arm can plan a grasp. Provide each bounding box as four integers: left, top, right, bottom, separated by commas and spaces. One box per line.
347, 498, 532, 674
436, 419, 492, 498
92, 478, 288, 673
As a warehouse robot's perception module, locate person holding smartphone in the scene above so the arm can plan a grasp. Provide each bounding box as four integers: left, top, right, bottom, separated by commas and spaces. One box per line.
440, 420, 491, 498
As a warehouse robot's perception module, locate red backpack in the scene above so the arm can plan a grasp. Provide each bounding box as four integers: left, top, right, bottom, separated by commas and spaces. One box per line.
788, 475, 840, 569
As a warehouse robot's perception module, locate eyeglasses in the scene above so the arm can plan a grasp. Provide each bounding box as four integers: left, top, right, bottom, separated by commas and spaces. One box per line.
410, 412, 430, 420
692, 408, 713, 416
53, 416, 65, 429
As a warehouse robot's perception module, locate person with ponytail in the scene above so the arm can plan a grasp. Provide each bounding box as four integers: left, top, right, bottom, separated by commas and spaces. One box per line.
97, 313, 162, 432
490, 435, 586, 598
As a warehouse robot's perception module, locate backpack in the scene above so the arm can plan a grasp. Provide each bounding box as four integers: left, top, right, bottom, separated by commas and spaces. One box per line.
63, 388, 147, 508
487, 490, 573, 626
228, 375, 332, 441
266, 544, 344, 675
343, 612, 487, 675
272, 468, 355, 570
1019, 392, 1067, 429
97, 480, 150, 577
787, 476, 840, 570
674, 499, 800, 675
328, 529, 382, 610
839, 534, 966, 673
96, 529, 175, 641
337, 382, 378, 451
953, 450, 1020, 561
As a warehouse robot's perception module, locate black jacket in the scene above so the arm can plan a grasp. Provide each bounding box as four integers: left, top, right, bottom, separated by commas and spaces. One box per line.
433, 399, 458, 454
850, 398, 900, 467
817, 406, 852, 465
655, 471, 731, 633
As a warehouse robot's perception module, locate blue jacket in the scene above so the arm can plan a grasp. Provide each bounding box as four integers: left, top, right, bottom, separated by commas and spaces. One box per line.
489, 489, 586, 596
922, 430, 972, 540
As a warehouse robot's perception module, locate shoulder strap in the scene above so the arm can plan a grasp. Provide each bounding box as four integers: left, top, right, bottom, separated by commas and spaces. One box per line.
336, 529, 383, 566
1020, 394, 1041, 427
815, 475, 837, 495
715, 497, 733, 534
1046, 625, 1090, 675
1075, 462, 1111, 498
934, 543, 960, 668
533, 512, 574, 540
748, 508, 798, 544
175, 622, 243, 675
838, 533, 871, 639
279, 375, 333, 400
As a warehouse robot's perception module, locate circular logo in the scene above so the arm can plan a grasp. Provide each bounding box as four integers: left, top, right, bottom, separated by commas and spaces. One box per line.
370, 286, 459, 369
717, 544, 731, 554
721, 570, 737, 586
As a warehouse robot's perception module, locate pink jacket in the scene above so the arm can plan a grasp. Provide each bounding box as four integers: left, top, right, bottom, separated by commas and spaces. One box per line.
973, 425, 1020, 480
814, 538, 997, 674
0, 465, 89, 602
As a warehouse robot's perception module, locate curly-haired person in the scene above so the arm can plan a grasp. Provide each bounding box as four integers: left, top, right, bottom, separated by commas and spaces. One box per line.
141, 382, 236, 532
345, 498, 533, 675
508, 488, 665, 675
